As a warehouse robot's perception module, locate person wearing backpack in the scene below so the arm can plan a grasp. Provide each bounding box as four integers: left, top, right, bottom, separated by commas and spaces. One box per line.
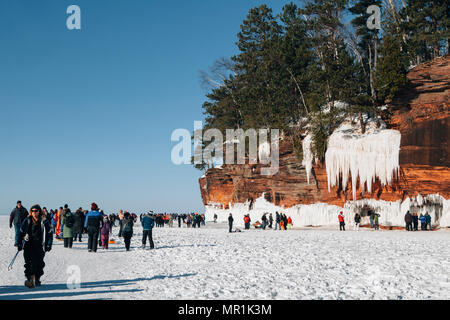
84, 203, 103, 252
61, 205, 74, 249
122, 212, 134, 251
141, 213, 155, 249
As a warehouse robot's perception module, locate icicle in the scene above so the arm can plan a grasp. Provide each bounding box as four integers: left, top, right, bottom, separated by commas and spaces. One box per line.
301, 133, 314, 184
258, 141, 270, 161
325, 121, 401, 200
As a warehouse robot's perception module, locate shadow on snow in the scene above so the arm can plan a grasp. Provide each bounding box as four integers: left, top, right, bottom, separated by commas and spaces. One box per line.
0, 273, 197, 300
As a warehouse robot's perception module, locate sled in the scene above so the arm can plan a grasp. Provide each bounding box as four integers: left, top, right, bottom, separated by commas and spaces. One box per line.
109, 239, 116, 244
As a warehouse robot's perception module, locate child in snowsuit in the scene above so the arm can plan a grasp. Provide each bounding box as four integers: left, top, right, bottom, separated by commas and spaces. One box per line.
100, 216, 112, 249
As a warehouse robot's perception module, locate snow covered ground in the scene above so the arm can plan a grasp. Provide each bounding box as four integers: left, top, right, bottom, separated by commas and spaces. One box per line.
0, 216, 449, 300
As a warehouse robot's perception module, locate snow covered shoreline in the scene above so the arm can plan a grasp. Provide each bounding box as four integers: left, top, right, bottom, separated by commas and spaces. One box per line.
205, 193, 450, 228
0, 216, 449, 300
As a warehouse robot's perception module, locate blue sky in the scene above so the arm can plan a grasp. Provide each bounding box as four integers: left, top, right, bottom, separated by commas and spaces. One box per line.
0, 0, 293, 214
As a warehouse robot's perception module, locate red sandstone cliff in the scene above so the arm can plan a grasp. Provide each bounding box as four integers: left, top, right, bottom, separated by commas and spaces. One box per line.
199, 56, 450, 209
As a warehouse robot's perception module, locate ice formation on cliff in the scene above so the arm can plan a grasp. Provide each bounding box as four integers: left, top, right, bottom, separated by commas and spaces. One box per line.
258, 141, 271, 161
204, 193, 450, 228
301, 133, 315, 184
325, 119, 401, 200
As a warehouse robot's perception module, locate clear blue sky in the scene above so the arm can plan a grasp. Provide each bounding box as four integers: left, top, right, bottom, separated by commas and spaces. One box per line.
0, 0, 293, 214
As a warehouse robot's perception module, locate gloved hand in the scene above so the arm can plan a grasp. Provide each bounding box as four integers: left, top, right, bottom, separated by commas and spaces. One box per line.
9, 224, 12, 229
45, 246, 52, 252
18, 244, 23, 252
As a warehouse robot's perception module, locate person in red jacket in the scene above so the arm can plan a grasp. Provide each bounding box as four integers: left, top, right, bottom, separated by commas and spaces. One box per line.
244, 215, 251, 230
338, 211, 345, 231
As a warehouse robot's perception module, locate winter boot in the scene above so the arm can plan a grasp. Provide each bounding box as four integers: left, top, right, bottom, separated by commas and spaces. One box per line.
25, 275, 35, 289
35, 277, 41, 287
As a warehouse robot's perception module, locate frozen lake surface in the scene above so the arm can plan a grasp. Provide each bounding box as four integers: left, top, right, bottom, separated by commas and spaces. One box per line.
0, 216, 449, 300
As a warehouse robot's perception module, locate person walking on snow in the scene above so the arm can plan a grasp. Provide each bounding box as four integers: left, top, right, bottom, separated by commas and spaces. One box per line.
118, 210, 124, 237
338, 211, 345, 231
10, 200, 29, 247
413, 212, 419, 231
228, 213, 233, 233
354, 213, 361, 231
100, 216, 112, 249
369, 210, 375, 229
404, 211, 413, 231
73, 208, 85, 242
275, 212, 281, 231
261, 213, 268, 230
122, 212, 134, 251
84, 203, 103, 252
425, 212, 432, 230
269, 213, 273, 229
61, 204, 74, 248
141, 213, 155, 249
374, 213, 380, 230
244, 215, 251, 230
17, 204, 53, 289
282, 214, 288, 231
419, 214, 426, 230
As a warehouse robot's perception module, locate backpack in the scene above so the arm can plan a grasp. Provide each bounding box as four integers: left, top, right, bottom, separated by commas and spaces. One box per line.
122, 219, 132, 233
65, 213, 75, 228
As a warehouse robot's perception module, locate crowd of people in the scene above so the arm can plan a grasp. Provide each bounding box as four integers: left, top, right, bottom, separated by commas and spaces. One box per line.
8, 200, 206, 289
8, 200, 435, 289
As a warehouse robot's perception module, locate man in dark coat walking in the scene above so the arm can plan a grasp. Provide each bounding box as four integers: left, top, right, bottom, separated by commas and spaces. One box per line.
228, 213, 234, 233
73, 208, 85, 242
18, 204, 53, 288
10, 201, 29, 247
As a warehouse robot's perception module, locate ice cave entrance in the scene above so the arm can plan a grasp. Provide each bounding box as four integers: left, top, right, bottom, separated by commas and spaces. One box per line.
408, 197, 443, 227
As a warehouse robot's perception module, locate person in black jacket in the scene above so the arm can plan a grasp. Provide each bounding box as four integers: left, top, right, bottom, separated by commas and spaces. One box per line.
72, 208, 85, 242
228, 213, 233, 233
18, 204, 53, 288
10, 201, 29, 247
405, 211, 413, 231
122, 212, 134, 251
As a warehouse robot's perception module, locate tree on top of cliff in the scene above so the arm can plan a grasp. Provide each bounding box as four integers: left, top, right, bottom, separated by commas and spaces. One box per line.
195, 0, 448, 171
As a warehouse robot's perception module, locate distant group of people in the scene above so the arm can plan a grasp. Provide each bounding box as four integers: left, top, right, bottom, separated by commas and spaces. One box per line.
404, 211, 432, 231
226, 211, 292, 233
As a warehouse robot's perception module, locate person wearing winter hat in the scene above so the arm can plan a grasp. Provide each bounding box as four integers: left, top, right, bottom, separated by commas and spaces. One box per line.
17, 204, 53, 288
84, 203, 103, 252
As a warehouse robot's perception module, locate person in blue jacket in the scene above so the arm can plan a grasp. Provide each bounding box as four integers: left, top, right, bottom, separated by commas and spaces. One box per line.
84, 203, 103, 252
419, 214, 427, 230
141, 213, 155, 249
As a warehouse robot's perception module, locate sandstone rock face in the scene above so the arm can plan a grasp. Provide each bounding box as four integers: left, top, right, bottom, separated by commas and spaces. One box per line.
199, 56, 450, 224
